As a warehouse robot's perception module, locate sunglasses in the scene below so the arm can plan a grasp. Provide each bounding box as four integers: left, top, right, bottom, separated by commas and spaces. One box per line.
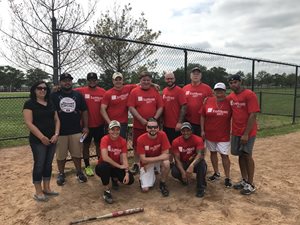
36, 87, 47, 91
147, 125, 158, 129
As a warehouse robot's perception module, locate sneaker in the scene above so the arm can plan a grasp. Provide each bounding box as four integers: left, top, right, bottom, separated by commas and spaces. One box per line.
233, 179, 246, 190
103, 190, 113, 204
159, 182, 169, 197
224, 178, 232, 188
56, 173, 65, 186
131, 163, 140, 175
208, 172, 220, 181
240, 183, 256, 195
111, 178, 119, 190
196, 189, 205, 198
76, 171, 87, 183
84, 166, 94, 176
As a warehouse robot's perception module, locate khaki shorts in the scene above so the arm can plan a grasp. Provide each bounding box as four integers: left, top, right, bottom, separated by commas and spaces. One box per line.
56, 133, 82, 160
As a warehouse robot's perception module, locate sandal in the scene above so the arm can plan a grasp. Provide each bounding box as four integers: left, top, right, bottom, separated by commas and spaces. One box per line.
43, 190, 59, 196
33, 194, 49, 202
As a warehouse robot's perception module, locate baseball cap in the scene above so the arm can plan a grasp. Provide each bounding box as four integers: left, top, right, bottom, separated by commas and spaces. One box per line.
191, 67, 201, 73
108, 120, 121, 129
112, 72, 123, 80
181, 122, 192, 130
87, 72, 98, 80
60, 73, 73, 81
228, 74, 241, 82
214, 82, 226, 91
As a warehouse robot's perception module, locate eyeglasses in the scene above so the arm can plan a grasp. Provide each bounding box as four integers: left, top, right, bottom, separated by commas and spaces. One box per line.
147, 125, 158, 129
36, 87, 47, 91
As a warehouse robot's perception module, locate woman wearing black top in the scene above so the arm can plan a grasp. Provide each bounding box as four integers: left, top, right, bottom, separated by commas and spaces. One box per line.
23, 81, 60, 202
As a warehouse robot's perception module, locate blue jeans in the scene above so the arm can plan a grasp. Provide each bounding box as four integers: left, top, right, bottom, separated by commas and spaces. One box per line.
30, 143, 56, 184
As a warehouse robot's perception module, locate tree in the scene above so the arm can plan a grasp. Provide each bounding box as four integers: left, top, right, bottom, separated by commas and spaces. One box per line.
85, 3, 161, 81
1, 0, 97, 73
26, 68, 50, 87
0, 65, 25, 91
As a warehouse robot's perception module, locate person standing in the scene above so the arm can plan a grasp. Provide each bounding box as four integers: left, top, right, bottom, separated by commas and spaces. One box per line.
128, 71, 164, 174
182, 67, 213, 136
200, 82, 232, 188
101, 72, 137, 139
171, 122, 207, 197
51, 73, 89, 185
137, 118, 171, 197
23, 81, 60, 202
75, 72, 106, 176
227, 74, 260, 195
162, 72, 187, 144
95, 120, 134, 204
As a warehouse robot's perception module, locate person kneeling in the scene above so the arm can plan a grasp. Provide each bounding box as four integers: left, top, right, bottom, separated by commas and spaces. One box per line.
171, 122, 207, 198
137, 118, 171, 197
95, 120, 134, 204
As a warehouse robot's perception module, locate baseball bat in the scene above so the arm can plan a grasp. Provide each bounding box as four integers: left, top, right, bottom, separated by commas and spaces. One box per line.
69, 207, 144, 225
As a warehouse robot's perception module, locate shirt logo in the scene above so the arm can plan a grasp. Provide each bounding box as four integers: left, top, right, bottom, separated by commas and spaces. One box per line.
59, 97, 76, 113
138, 96, 143, 101
84, 94, 90, 99
207, 108, 213, 112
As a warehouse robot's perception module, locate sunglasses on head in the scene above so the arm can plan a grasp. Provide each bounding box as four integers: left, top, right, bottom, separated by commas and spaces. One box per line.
147, 125, 158, 129
36, 87, 47, 91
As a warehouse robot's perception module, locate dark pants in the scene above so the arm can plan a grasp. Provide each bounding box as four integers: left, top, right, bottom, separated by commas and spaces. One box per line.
163, 126, 181, 144
189, 122, 201, 137
95, 162, 134, 186
83, 125, 105, 158
30, 143, 56, 184
171, 159, 207, 190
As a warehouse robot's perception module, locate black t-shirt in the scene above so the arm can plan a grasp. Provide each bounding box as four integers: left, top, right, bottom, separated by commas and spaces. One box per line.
23, 99, 56, 144
51, 90, 87, 135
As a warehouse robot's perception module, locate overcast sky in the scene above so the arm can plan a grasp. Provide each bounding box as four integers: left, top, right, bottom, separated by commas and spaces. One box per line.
1, 0, 299, 68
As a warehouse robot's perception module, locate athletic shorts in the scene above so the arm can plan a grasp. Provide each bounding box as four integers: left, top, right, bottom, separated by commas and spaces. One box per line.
231, 135, 256, 156
205, 140, 230, 155
163, 126, 180, 144
56, 133, 82, 160
139, 162, 161, 189
133, 128, 146, 149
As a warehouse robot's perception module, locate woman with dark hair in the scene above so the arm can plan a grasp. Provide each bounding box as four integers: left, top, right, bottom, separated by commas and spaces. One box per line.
23, 81, 60, 202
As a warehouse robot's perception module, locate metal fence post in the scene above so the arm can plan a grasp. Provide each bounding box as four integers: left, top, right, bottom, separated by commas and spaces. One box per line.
292, 66, 298, 124
251, 60, 255, 91
52, 15, 59, 85
184, 50, 187, 85
259, 91, 262, 113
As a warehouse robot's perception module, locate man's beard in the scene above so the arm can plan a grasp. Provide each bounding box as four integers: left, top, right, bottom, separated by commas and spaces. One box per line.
167, 82, 175, 88
149, 131, 157, 136
61, 86, 72, 91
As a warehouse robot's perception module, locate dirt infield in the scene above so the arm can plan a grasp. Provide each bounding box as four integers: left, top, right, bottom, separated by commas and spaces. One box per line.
1, 132, 300, 225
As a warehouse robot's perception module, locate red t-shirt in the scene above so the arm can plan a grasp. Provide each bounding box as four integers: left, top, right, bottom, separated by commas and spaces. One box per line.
75, 87, 105, 127
182, 83, 213, 125
200, 96, 231, 142
227, 89, 260, 137
172, 134, 204, 163
98, 135, 127, 165
101, 84, 137, 123
162, 86, 187, 128
137, 131, 170, 166
127, 87, 163, 129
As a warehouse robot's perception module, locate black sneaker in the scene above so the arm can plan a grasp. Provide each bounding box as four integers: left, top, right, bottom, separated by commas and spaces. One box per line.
196, 189, 205, 198
103, 190, 113, 204
233, 179, 246, 190
76, 171, 87, 183
159, 182, 169, 197
179, 178, 188, 186
56, 173, 65, 186
208, 172, 220, 181
224, 178, 232, 188
240, 183, 256, 195
111, 178, 119, 190
131, 163, 140, 175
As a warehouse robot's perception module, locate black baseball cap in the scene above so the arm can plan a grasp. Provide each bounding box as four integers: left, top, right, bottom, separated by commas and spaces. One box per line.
60, 73, 73, 81
87, 72, 98, 80
228, 74, 242, 82
191, 67, 201, 73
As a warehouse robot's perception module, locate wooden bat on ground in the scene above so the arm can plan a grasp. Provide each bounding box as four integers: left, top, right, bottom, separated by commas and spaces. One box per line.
69, 207, 144, 225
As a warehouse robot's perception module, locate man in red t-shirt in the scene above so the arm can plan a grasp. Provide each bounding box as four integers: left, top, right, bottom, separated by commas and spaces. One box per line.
227, 74, 260, 195
95, 120, 134, 204
128, 71, 164, 174
183, 67, 213, 136
171, 122, 207, 198
75, 72, 106, 177
101, 72, 137, 139
137, 118, 170, 197
200, 82, 232, 188
162, 72, 187, 144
